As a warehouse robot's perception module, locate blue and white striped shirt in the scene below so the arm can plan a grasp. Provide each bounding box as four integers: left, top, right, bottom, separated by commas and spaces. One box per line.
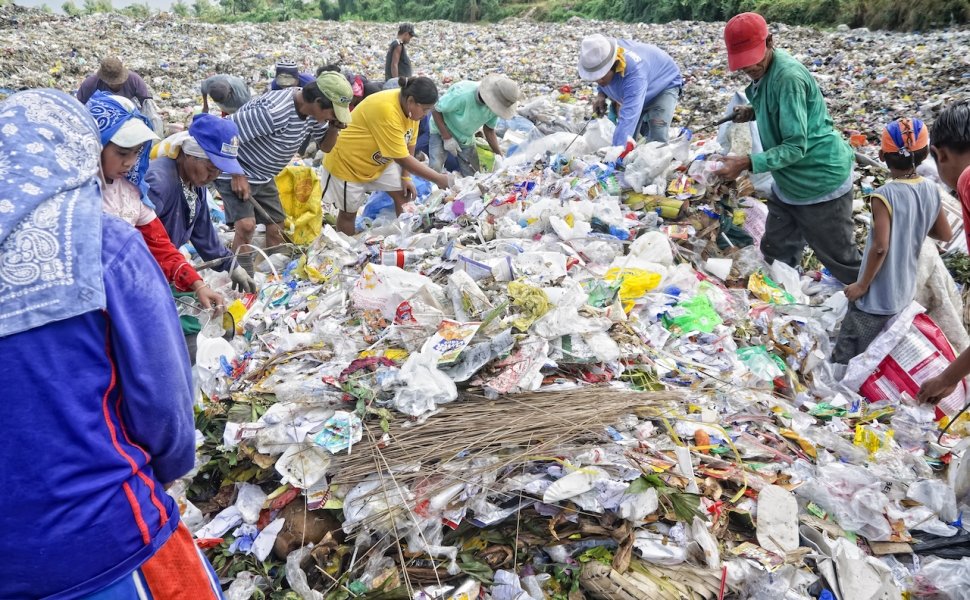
225, 89, 327, 184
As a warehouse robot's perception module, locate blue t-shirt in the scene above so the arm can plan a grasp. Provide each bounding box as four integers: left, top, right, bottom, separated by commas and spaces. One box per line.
598, 40, 683, 146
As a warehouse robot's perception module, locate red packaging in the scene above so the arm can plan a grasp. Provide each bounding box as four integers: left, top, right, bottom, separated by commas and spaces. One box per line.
858, 313, 966, 416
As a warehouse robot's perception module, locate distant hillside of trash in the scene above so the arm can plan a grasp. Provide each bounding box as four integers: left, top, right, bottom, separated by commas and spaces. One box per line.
8, 0, 969, 31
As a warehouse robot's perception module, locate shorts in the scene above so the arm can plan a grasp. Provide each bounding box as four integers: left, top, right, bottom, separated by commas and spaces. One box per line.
214, 178, 286, 225
320, 162, 404, 214
81, 522, 224, 599
831, 302, 894, 364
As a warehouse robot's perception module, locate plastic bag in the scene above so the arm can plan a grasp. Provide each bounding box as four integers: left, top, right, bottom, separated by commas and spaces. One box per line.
664, 294, 723, 334
285, 546, 325, 600
313, 411, 364, 454
140, 97, 165, 138
583, 118, 617, 152
225, 571, 268, 600
628, 230, 674, 266
914, 557, 970, 600
508, 281, 552, 331
793, 461, 893, 540
843, 302, 968, 416
276, 165, 323, 244
603, 267, 661, 309
716, 91, 775, 197
504, 131, 590, 166
737, 346, 785, 382
907, 480, 958, 524
352, 263, 445, 319
769, 260, 808, 304
622, 142, 679, 192
390, 345, 458, 416
748, 271, 795, 304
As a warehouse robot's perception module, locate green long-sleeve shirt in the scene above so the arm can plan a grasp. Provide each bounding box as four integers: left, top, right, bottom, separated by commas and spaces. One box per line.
747, 49, 853, 202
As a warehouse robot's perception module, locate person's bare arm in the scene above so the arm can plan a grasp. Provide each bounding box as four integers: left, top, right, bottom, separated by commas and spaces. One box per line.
319, 120, 345, 153
395, 154, 449, 190
391, 43, 403, 79
845, 196, 891, 301
484, 125, 501, 156
928, 207, 953, 242
432, 109, 453, 140
919, 349, 970, 404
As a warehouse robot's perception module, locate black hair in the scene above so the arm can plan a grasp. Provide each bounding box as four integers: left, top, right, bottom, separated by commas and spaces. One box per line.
315, 63, 340, 77
398, 23, 414, 35
363, 81, 384, 98
398, 76, 437, 105
302, 82, 334, 110
931, 100, 970, 154
883, 147, 928, 171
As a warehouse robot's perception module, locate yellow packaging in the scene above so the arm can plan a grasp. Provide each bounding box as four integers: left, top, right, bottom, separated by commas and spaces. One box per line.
748, 271, 795, 304
780, 428, 817, 459
226, 299, 248, 332
854, 424, 894, 458
275, 165, 323, 245
604, 267, 661, 312
508, 281, 552, 331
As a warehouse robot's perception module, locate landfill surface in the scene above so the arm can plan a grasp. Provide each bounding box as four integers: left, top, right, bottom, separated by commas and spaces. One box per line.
6, 6, 970, 600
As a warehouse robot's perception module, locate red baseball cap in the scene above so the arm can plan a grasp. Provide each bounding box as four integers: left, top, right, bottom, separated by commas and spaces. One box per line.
724, 12, 769, 71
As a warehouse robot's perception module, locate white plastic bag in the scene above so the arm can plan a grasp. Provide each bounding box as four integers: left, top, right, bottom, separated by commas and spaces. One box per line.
582, 118, 617, 152
391, 345, 458, 417
140, 97, 165, 138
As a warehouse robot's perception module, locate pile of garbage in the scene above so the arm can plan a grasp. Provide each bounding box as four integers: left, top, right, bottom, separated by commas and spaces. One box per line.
5, 6, 970, 598
167, 107, 970, 599
2, 4, 970, 148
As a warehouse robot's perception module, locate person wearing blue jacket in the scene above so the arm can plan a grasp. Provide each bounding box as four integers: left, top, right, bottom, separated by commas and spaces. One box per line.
0, 89, 224, 599
578, 34, 684, 146
146, 115, 257, 294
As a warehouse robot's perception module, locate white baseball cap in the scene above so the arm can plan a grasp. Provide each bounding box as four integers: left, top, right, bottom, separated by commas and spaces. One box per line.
107, 95, 159, 149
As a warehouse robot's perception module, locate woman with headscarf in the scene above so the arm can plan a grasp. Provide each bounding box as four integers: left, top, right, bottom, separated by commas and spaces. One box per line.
0, 89, 224, 599
85, 92, 225, 310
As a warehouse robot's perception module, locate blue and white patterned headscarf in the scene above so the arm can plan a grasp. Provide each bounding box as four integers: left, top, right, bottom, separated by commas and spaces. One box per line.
86, 91, 155, 207
0, 89, 105, 338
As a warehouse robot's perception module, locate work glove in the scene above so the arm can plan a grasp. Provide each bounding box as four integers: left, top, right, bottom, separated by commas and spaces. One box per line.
731, 105, 756, 123
443, 136, 461, 156
230, 265, 257, 294
592, 95, 607, 117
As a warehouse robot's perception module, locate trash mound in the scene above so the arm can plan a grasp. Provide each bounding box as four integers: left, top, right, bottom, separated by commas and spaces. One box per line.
172, 116, 970, 598
3, 7, 970, 155
7, 7, 970, 597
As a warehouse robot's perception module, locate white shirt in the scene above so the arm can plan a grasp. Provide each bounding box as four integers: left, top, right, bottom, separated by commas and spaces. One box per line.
101, 178, 155, 227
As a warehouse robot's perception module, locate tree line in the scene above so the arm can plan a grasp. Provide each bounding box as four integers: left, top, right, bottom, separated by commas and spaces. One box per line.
55, 0, 969, 30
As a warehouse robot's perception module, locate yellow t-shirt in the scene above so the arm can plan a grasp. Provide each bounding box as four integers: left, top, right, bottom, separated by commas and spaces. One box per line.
323, 89, 418, 183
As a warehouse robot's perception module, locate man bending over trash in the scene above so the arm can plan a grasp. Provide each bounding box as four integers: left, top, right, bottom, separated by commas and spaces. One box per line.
215, 71, 353, 275
430, 74, 521, 176
77, 55, 152, 107
714, 12, 862, 286
577, 33, 683, 145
